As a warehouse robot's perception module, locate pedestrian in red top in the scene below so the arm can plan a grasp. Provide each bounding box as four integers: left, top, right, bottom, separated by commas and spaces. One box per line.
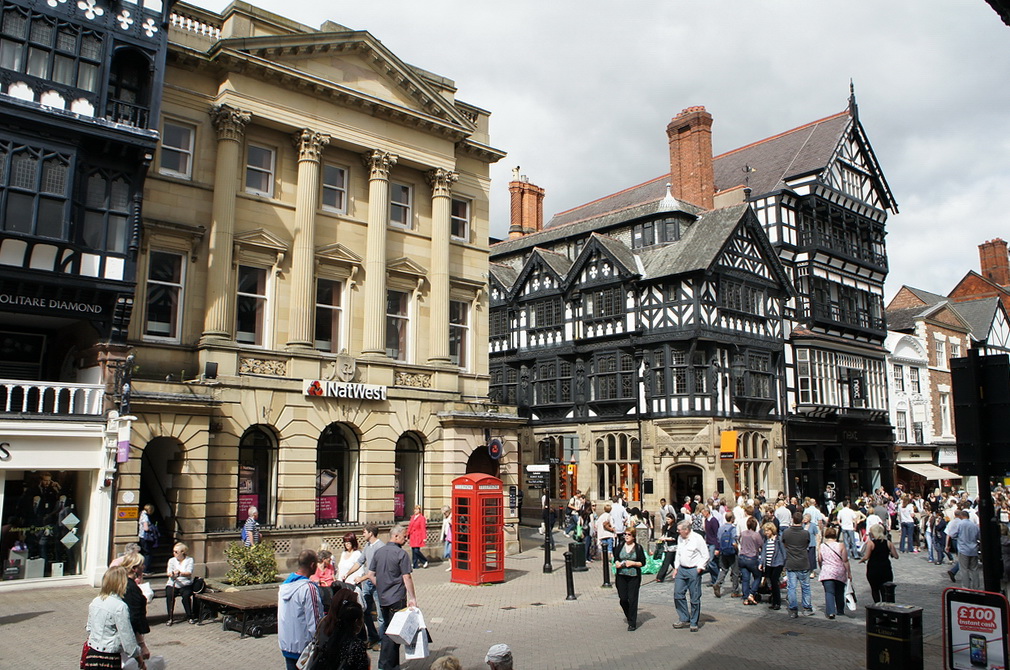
408, 505, 428, 568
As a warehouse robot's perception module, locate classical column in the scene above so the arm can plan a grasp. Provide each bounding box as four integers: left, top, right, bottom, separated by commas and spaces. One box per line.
360, 150, 397, 356
426, 168, 457, 364
202, 104, 250, 341
286, 129, 330, 350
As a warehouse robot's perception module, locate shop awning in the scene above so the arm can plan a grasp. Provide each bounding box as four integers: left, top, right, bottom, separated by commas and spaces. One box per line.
898, 462, 963, 480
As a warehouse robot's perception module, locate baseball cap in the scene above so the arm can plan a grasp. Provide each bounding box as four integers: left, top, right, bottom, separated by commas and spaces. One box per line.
485, 644, 512, 664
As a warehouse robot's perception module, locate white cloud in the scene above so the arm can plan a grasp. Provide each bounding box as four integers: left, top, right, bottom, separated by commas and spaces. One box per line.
188, 0, 1010, 300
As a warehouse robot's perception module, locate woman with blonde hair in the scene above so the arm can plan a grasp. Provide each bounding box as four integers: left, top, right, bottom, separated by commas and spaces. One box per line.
166, 542, 196, 625
860, 522, 899, 603
84, 566, 145, 669
758, 522, 785, 611
119, 554, 151, 658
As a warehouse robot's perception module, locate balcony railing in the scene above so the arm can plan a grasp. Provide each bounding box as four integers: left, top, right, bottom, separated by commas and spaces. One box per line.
802, 303, 885, 333
0, 381, 104, 416
798, 230, 888, 270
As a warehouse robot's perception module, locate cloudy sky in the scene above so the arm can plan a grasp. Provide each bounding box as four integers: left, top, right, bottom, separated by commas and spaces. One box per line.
191, 0, 1010, 301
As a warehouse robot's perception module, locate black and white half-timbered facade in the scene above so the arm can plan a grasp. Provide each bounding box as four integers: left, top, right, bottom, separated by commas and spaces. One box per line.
0, 0, 173, 586
493, 95, 899, 513
490, 187, 794, 510
721, 95, 899, 501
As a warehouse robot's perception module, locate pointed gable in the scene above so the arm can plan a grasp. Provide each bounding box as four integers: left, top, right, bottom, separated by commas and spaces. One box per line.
489, 263, 518, 304
948, 270, 1010, 314
886, 285, 947, 311
566, 233, 639, 291
512, 248, 571, 299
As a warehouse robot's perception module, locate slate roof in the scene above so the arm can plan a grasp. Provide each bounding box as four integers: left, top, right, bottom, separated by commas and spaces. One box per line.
488, 262, 518, 288
639, 204, 751, 279
591, 232, 641, 276
533, 247, 573, 278
905, 286, 948, 306
539, 110, 851, 232
885, 306, 925, 332
950, 297, 1000, 340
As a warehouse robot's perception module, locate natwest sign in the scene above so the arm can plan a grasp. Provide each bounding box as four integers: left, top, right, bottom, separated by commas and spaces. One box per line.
303, 379, 388, 401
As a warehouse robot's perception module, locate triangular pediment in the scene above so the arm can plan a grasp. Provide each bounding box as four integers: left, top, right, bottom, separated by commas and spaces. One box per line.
315, 243, 362, 266
216, 31, 473, 132
387, 256, 427, 277
233, 228, 290, 252
713, 209, 793, 294
566, 234, 637, 291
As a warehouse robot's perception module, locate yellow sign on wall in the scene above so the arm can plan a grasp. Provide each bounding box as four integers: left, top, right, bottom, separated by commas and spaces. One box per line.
116, 506, 139, 520
720, 431, 738, 460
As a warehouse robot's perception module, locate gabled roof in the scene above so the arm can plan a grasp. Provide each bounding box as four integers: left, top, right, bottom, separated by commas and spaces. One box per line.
885, 306, 925, 332
905, 286, 948, 306
588, 232, 640, 278
950, 297, 1002, 341
639, 204, 748, 278
713, 111, 849, 195
489, 263, 519, 290
537, 247, 573, 278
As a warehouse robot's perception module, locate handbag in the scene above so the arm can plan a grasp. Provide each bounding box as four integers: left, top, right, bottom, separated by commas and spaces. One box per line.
296, 630, 322, 670
80, 640, 90, 669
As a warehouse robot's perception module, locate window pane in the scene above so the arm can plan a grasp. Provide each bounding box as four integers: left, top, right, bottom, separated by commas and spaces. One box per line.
41, 158, 67, 195
26, 46, 46, 77
52, 54, 74, 85
247, 145, 272, 170
77, 62, 98, 91
36, 197, 64, 238
11, 152, 36, 189
29, 18, 53, 46
82, 210, 104, 248
107, 214, 127, 253
56, 28, 76, 52
80, 34, 100, 60
146, 252, 183, 338
2, 10, 26, 39
5, 192, 32, 233
0, 39, 22, 71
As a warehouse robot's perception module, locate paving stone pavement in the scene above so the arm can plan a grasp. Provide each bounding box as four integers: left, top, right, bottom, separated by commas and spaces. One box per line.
0, 531, 956, 670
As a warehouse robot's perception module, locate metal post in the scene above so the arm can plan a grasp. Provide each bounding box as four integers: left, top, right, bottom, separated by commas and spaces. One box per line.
601, 542, 611, 588
564, 551, 577, 600
542, 486, 553, 573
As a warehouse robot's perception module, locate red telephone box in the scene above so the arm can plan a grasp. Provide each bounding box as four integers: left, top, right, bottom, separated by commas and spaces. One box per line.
450, 473, 505, 585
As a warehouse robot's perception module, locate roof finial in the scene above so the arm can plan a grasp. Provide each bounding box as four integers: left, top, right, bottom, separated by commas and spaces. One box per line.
848, 79, 858, 119
659, 183, 684, 212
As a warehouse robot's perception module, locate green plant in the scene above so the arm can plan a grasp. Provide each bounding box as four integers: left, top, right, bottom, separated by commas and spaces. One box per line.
223, 541, 279, 585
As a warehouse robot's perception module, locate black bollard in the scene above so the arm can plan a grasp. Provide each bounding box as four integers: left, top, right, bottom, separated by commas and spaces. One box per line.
543, 530, 553, 573
601, 543, 612, 588
881, 581, 896, 603
564, 551, 577, 600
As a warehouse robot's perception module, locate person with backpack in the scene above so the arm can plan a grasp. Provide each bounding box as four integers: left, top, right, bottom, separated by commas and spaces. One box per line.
713, 512, 740, 598
782, 512, 815, 617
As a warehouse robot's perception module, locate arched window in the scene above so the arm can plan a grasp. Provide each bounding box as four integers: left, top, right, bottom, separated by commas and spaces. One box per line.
238, 425, 277, 525
317, 423, 359, 523
394, 432, 424, 521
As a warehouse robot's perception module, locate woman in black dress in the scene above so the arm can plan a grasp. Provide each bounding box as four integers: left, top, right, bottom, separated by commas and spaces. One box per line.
120, 553, 151, 660
614, 530, 646, 631
315, 587, 369, 670
859, 522, 899, 603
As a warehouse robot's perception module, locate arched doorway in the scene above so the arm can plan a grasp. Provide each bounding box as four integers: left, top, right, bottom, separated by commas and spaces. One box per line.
668, 464, 703, 508
466, 446, 499, 478
141, 436, 181, 542
317, 423, 359, 523
394, 432, 424, 521
239, 425, 277, 525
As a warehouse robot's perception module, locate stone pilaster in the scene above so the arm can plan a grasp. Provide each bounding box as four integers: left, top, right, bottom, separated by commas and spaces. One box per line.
426, 167, 457, 364
360, 150, 397, 356
286, 129, 330, 350
202, 104, 250, 341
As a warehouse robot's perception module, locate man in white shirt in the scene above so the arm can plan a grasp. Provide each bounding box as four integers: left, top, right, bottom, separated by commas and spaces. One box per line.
610, 495, 628, 536
596, 503, 616, 557
837, 501, 859, 558
802, 498, 824, 531
672, 520, 708, 633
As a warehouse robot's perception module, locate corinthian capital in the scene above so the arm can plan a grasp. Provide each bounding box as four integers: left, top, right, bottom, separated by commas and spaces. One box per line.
292, 129, 331, 162
209, 104, 251, 141
361, 150, 398, 180
425, 168, 459, 197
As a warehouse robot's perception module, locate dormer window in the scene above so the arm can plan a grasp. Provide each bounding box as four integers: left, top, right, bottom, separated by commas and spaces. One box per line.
631, 217, 681, 249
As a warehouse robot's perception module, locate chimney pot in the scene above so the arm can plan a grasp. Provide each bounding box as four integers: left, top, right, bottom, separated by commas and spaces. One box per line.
979, 238, 1010, 287
667, 106, 715, 210
509, 177, 546, 240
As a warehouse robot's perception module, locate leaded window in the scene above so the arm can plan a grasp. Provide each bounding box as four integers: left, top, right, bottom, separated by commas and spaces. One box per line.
0, 7, 102, 93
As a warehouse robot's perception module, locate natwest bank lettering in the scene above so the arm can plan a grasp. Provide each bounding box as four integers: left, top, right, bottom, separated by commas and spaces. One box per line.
303, 379, 388, 401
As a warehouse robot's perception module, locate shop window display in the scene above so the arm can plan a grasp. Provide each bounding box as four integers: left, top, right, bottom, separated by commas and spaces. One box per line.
1, 470, 83, 580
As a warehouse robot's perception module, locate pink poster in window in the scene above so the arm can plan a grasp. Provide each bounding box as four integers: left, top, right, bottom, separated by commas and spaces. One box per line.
394, 493, 405, 518
238, 494, 258, 523
316, 496, 338, 520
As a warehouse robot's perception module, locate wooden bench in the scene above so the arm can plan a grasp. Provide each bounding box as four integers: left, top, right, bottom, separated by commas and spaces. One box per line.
195, 587, 278, 638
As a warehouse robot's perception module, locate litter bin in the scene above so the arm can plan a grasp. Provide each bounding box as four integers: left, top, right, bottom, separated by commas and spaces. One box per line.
568, 542, 588, 572
866, 602, 922, 670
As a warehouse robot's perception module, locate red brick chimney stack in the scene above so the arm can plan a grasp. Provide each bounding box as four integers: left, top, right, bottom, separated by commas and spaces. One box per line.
666, 106, 715, 210
508, 169, 545, 239
979, 238, 1010, 286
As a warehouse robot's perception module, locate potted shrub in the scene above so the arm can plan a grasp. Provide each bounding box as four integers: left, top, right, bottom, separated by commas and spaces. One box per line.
223, 541, 279, 586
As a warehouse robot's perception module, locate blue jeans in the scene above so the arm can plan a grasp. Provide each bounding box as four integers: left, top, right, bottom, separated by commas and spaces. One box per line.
443, 540, 451, 560
786, 569, 812, 611
284, 656, 299, 670
899, 522, 914, 552
674, 566, 702, 627
360, 579, 383, 644
738, 555, 760, 600
822, 578, 845, 617
706, 544, 719, 584
842, 529, 859, 559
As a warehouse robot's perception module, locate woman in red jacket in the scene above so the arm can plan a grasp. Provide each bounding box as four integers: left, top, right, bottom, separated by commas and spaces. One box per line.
408, 506, 428, 569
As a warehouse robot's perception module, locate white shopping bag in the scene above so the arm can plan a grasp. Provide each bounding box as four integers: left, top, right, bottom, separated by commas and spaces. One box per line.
403, 608, 430, 661
385, 607, 421, 646
123, 655, 167, 670
844, 580, 857, 611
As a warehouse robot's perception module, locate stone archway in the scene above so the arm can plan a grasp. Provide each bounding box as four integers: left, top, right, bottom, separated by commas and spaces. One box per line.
668, 463, 704, 508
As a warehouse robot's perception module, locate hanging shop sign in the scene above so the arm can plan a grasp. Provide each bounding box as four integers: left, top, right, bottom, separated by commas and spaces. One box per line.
303, 379, 388, 401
